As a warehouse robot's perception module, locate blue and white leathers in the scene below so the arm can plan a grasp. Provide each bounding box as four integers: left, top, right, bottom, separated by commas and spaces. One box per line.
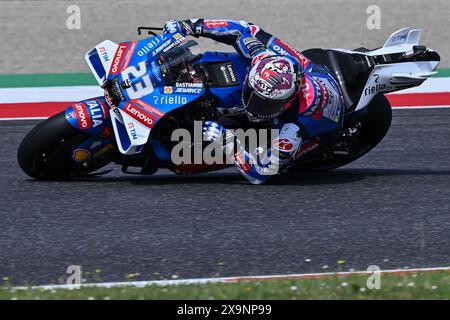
165, 18, 344, 184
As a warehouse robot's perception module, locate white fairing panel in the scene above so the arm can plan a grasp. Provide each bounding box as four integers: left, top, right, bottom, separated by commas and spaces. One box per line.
383, 28, 422, 47
355, 61, 439, 111
85, 40, 119, 86
333, 28, 440, 111
109, 109, 150, 155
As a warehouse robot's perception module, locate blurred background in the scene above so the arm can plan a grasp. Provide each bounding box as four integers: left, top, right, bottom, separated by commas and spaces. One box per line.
0, 0, 448, 73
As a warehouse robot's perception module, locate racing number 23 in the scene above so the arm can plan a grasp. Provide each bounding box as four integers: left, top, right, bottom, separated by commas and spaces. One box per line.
121, 61, 154, 100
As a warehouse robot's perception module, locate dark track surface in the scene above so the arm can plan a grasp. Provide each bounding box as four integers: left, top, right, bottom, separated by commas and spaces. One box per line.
1, 108, 449, 286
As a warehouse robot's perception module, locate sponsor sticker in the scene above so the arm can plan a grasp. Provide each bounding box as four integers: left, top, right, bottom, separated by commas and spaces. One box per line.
153, 95, 188, 106
98, 46, 110, 62
164, 86, 173, 94
293, 138, 320, 160
85, 100, 106, 127
273, 138, 294, 152
128, 122, 138, 140
204, 20, 230, 28
121, 40, 137, 71
274, 39, 310, 67
220, 63, 238, 84
246, 40, 261, 51
74, 103, 92, 130
104, 88, 115, 108
150, 61, 162, 82
166, 84, 204, 94
234, 152, 251, 173
243, 37, 258, 44
72, 149, 91, 162
152, 39, 173, 57
123, 102, 157, 128
137, 37, 163, 57
162, 37, 187, 53
173, 87, 203, 94
175, 82, 203, 88
133, 99, 165, 118
364, 75, 387, 96
109, 43, 130, 76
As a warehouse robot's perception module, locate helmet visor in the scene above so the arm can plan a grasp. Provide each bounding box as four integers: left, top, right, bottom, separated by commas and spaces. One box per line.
242, 81, 287, 120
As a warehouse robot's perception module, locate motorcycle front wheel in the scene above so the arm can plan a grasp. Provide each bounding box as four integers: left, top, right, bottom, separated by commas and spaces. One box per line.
17, 111, 116, 180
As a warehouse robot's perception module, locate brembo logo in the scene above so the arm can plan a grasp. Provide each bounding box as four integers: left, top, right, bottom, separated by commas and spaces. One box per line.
109, 44, 129, 75
123, 103, 157, 128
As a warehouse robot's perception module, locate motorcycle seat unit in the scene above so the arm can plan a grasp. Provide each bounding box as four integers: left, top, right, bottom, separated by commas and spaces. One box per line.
302, 49, 373, 112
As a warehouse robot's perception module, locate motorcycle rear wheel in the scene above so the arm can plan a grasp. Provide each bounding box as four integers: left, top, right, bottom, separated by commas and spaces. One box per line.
289, 94, 392, 172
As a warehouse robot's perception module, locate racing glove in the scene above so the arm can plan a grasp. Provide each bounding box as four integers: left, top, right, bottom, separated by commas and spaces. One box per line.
202, 121, 280, 184
202, 121, 234, 157
163, 19, 204, 37
163, 20, 184, 35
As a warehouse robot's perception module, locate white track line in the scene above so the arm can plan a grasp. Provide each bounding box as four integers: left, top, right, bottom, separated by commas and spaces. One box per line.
392, 105, 450, 109
0, 78, 447, 104
0, 86, 103, 103
0, 117, 48, 121
390, 78, 450, 94
11, 266, 450, 291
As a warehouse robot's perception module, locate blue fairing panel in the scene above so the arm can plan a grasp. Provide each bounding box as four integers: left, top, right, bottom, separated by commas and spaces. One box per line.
64, 97, 112, 136
297, 115, 339, 138
114, 117, 131, 151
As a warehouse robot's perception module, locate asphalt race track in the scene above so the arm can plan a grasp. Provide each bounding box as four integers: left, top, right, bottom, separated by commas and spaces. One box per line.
0, 108, 449, 286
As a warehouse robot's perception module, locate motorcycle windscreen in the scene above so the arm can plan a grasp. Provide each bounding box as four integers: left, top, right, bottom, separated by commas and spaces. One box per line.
85, 40, 119, 86
157, 40, 203, 85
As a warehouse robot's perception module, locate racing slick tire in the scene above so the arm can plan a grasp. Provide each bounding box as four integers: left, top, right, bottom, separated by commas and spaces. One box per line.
17, 111, 113, 179
289, 94, 392, 172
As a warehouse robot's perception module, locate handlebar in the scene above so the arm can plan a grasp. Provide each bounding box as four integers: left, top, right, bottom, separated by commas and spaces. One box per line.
137, 26, 164, 36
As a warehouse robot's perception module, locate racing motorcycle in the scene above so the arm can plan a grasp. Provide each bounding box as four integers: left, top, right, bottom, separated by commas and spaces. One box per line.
17, 27, 440, 180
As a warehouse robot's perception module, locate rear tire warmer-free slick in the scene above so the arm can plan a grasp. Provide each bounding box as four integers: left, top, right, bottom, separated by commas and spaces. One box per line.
290, 94, 393, 172
324, 93, 392, 170
17, 111, 105, 179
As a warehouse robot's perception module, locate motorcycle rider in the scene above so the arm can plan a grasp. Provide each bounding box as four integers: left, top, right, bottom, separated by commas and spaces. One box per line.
163, 19, 344, 184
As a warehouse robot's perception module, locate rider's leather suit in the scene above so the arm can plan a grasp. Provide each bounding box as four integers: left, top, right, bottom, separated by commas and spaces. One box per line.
174, 19, 344, 184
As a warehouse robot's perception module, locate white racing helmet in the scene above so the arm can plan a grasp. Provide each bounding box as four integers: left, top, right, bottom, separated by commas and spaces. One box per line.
242, 55, 303, 122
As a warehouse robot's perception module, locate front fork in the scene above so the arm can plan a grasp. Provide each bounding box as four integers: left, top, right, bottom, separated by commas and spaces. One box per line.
64, 96, 160, 174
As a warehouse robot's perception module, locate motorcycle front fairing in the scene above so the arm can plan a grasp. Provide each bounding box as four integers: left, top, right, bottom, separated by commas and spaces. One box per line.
74, 32, 250, 165
68, 33, 207, 157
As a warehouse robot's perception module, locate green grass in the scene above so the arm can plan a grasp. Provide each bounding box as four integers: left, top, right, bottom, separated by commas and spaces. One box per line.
1, 271, 449, 300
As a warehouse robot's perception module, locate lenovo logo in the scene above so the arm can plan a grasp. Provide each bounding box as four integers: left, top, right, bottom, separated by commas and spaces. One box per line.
123, 103, 156, 128
74, 103, 91, 130
109, 44, 129, 75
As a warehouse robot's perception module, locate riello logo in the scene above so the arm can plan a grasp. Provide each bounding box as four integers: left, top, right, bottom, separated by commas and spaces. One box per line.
109, 44, 129, 75
364, 83, 386, 96
124, 103, 156, 128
